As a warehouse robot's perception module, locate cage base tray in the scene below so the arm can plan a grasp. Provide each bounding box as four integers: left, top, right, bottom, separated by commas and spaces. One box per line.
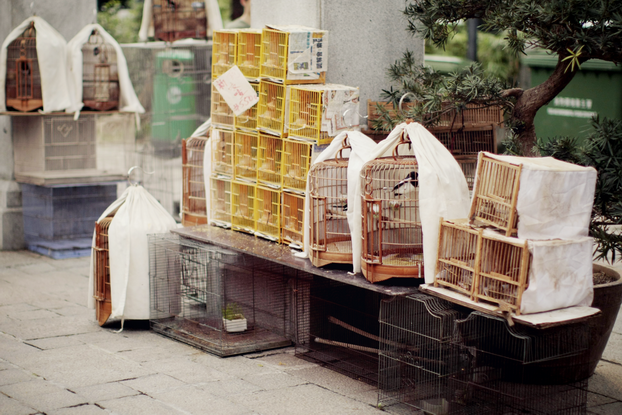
419, 284, 600, 329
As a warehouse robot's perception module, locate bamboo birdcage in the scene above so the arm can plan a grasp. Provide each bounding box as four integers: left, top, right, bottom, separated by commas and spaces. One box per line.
152, 0, 207, 43
429, 124, 497, 155
454, 154, 478, 191
212, 30, 237, 78
209, 175, 231, 228
257, 133, 283, 188
5, 21, 43, 112
93, 215, 114, 326
282, 139, 312, 193
469, 152, 522, 236
211, 128, 234, 176
237, 29, 262, 79
81, 29, 119, 111
257, 80, 286, 136
360, 134, 424, 283
308, 140, 352, 267
211, 83, 235, 129
231, 180, 255, 233
181, 136, 208, 226
255, 186, 281, 242
234, 82, 259, 131
281, 191, 305, 247
233, 130, 258, 183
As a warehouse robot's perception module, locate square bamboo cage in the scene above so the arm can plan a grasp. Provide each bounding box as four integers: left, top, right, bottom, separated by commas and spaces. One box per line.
281, 139, 312, 193
211, 128, 234, 177
308, 143, 352, 267
93, 215, 114, 327
236, 29, 262, 80
209, 175, 231, 228
81, 29, 119, 111
288, 84, 360, 145
257, 80, 287, 136
211, 29, 237, 79
365, 100, 416, 132
257, 132, 283, 189
469, 152, 522, 236
259, 27, 327, 85
429, 124, 497, 155
152, 0, 207, 43
281, 190, 305, 248
181, 137, 208, 226
436, 103, 504, 128
5, 21, 43, 112
231, 180, 256, 234
211, 83, 235, 129
254, 186, 281, 242
233, 130, 258, 183
454, 154, 478, 191
234, 82, 260, 131
360, 152, 424, 283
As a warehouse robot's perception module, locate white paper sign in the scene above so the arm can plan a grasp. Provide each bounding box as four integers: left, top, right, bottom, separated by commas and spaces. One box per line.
213, 66, 259, 116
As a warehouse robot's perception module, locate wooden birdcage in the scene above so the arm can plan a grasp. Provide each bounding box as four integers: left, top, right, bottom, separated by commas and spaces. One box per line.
5, 21, 43, 112
81, 29, 119, 111
211, 128, 234, 176
257, 133, 283, 188
429, 124, 497, 155
212, 30, 237, 78
257, 80, 286, 136
454, 154, 478, 191
152, 0, 207, 43
211, 83, 235, 129
255, 186, 281, 242
282, 139, 312, 192
209, 175, 231, 228
181, 136, 208, 226
237, 29, 262, 79
469, 152, 522, 236
234, 81, 259, 131
233, 130, 258, 183
231, 180, 255, 234
360, 136, 424, 283
93, 215, 114, 326
259, 27, 327, 84
308, 140, 352, 267
281, 190, 305, 248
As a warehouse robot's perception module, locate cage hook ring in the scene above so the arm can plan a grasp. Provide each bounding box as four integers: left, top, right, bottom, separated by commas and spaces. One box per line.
127, 166, 155, 187
342, 108, 368, 128
398, 92, 416, 114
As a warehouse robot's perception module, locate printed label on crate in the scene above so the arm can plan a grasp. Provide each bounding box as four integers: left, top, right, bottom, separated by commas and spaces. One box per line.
321, 88, 360, 136
213, 66, 259, 116
288, 31, 327, 75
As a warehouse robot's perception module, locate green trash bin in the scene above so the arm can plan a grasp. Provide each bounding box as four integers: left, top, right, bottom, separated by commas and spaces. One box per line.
425, 54, 469, 74
523, 51, 622, 143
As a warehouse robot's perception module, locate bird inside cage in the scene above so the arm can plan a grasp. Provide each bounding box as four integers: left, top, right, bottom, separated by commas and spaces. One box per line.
82, 29, 119, 111
5, 21, 43, 112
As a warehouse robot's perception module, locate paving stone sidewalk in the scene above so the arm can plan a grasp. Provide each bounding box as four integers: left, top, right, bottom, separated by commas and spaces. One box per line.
0, 250, 621, 415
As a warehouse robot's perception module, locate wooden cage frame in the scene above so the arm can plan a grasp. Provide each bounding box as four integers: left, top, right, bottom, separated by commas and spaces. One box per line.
152, 0, 207, 43
181, 137, 208, 226
93, 216, 114, 326
281, 190, 305, 248
6, 21, 43, 112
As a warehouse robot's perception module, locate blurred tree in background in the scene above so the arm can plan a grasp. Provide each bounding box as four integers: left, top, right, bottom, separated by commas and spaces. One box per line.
97, 0, 143, 43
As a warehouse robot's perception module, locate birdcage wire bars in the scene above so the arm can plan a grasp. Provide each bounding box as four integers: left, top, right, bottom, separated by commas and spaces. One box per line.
233, 130, 258, 183
81, 29, 119, 111
152, 0, 207, 43
281, 191, 305, 248
282, 139, 312, 193
257, 80, 286, 136
5, 21, 43, 112
231, 180, 256, 234
254, 186, 281, 242
93, 216, 114, 326
211, 128, 234, 176
209, 176, 231, 228
236, 29, 261, 80
181, 137, 208, 226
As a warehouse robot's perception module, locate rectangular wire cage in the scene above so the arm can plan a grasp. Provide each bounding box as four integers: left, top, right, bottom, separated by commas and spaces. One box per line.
257, 80, 286, 136
211, 128, 234, 177
281, 190, 305, 248
81, 29, 119, 111
149, 233, 292, 357
231, 180, 256, 234
257, 133, 283, 188
429, 125, 497, 155
254, 186, 281, 242
211, 83, 235, 129
360, 156, 424, 283
236, 29, 262, 80
469, 152, 522, 236
233, 130, 258, 183
152, 0, 208, 43
211, 30, 238, 79
281, 139, 312, 193
308, 154, 352, 267
209, 175, 231, 228
93, 216, 114, 327
181, 137, 208, 226
234, 81, 260, 131
5, 21, 42, 112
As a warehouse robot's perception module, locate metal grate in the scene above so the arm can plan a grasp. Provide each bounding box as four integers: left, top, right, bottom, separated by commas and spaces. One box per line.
181, 136, 208, 226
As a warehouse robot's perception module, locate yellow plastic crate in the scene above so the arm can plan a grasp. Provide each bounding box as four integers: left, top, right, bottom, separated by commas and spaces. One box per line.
234, 130, 258, 183
209, 175, 231, 228
237, 29, 262, 79
281, 190, 305, 248
257, 80, 287, 136
234, 82, 260, 131
211, 83, 235, 129
255, 185, 281, 242
212, 30, 237, 78
231, 180, 256, 234
211, 128, 234, 176
257, 133, 283, 188
281, 139, 312, 192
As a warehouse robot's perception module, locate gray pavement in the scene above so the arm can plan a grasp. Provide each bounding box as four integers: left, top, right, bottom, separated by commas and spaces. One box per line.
0, 250, 621, 415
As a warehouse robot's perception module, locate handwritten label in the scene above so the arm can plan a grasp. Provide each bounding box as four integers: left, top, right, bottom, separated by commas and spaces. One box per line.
213, 66, 259, 116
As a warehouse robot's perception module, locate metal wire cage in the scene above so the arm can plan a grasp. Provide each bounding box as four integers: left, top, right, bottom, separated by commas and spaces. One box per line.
234, 82, 260, 131
211, 128, 234, 176
81, 29, 119, 111
233, 130, 258, 183
231, 180, 256, 234
236, 29, 262, 79
257, 80, 286, 136
93, 215, 115, 327
281, 190, 305, 248
257, 133, 283, 188
281, 139, 312, 192
152, 0, 207, 43
254, 186, 281, 242
5, 21, 43, 112
211, 29, 237, 78
308, 142, 351, 267
211, 83, 235, 129
181, 136, 208, 226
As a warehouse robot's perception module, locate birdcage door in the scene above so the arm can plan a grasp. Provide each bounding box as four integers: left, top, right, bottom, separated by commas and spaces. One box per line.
362, 198, 383, 264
